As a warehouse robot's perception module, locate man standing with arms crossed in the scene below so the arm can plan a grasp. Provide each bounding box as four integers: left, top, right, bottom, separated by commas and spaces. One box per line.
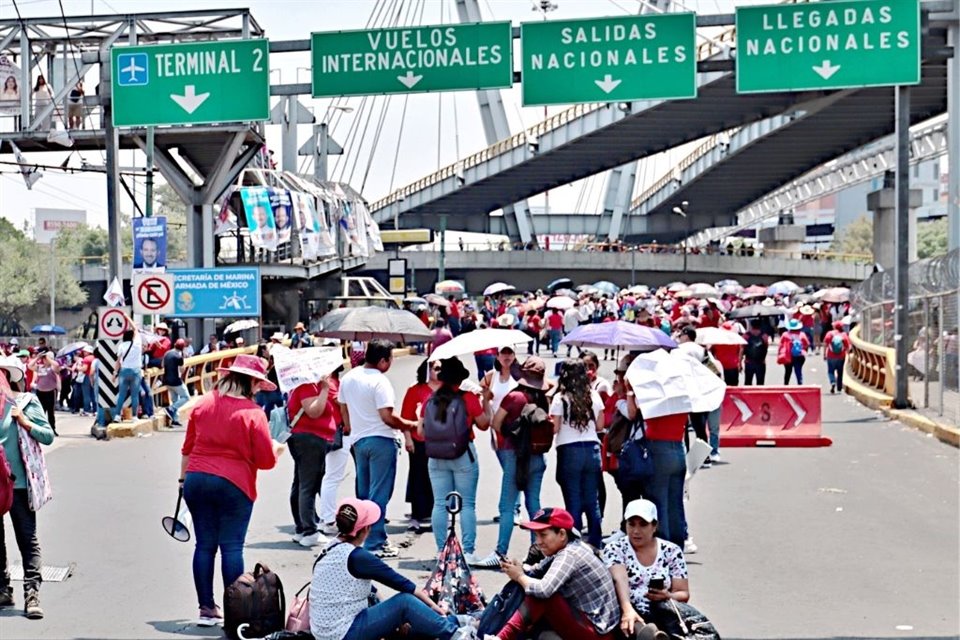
338, 339, 418, 557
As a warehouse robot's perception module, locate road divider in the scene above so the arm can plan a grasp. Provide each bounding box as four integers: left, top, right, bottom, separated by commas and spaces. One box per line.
719, 385, 830, 447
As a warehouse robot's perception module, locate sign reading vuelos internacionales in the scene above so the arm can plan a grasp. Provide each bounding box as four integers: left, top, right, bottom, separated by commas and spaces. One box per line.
520, 14, 696, 107
736, 0, 920, 93
311, 22, 513, 97
111, 39, 270, 127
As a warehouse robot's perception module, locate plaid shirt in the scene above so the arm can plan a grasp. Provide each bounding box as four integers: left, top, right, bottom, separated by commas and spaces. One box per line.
527, 540, 620, 633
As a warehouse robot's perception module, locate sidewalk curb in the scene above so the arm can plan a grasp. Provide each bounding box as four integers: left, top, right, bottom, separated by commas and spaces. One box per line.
881, 408, 960, 448
842, 378, 892, 411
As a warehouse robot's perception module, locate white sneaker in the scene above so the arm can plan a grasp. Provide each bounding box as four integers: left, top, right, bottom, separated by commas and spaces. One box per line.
291, 533, 304, 543
299, 532, 324, 548
684, 538, 698, 554
319, 522, 339, 536
709, 452, 721, 463
467, 551, 502, 568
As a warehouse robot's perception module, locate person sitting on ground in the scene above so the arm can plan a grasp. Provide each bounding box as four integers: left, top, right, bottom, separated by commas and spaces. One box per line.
602, 499, 690, 640
491, 508, 621, 640
310, 499, 462, 640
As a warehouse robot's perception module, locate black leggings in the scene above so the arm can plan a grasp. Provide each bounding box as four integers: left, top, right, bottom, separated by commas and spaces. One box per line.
34, 389, 57, 432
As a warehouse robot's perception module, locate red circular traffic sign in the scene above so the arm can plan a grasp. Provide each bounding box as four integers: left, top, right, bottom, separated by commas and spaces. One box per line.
137, 276, 172, 312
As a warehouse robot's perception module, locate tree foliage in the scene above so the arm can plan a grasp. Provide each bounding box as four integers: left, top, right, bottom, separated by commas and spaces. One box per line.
831, 214, 874, 258
916, 217, 948, 259
0, 234, 88, 321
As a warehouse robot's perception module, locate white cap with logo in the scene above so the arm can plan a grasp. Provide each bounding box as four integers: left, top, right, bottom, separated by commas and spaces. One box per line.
623, 499, 658, 523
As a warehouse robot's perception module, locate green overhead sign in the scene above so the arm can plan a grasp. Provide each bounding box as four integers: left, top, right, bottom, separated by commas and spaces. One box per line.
311, 22, 513, 97
735, 0, 921, 93
110, 39, 270, 127
520, 14, 697, 107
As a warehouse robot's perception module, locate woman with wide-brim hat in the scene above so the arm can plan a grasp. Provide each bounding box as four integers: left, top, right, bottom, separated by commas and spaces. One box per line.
178, 354, 283, 626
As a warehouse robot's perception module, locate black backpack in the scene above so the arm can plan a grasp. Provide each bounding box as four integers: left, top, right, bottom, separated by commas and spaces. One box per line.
743, 333, 768, 362
422, 392, 472, 460
223, 563, 285, 640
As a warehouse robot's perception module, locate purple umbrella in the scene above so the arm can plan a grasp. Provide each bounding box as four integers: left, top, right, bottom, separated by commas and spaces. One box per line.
560, 321, 677, 351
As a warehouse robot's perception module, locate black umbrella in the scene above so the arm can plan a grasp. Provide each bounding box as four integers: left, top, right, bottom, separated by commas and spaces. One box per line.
316, 306, 434, 343
728, 304, 787, 319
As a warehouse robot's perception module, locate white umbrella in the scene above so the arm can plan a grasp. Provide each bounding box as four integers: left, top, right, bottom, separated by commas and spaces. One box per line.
667, 282, 688, 293
546, 296, 575, 310
428, 328, 532, 362
225, 319, 259, 334
483, 282, 516, 297
695, 327, 746, 346
688, 283, 719, 299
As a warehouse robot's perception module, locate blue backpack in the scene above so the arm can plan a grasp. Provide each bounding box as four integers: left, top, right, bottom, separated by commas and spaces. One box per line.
790, 336, 804, 358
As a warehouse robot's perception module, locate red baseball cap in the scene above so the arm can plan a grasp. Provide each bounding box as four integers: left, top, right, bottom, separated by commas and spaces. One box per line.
520, 507, 575, 532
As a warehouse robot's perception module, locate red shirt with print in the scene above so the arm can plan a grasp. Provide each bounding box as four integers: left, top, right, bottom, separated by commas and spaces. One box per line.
401, 382, 435, 443
289, 378, 340, 441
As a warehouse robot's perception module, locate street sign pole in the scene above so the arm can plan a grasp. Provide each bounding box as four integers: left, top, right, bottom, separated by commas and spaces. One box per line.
893, 85, 911, 409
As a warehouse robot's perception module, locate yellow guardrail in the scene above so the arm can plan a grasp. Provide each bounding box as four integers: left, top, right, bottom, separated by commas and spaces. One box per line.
143, 346, 258, 411
846, 325, 896, 399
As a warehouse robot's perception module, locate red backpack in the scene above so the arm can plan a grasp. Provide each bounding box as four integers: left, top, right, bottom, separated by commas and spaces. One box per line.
0, 447, 14, 516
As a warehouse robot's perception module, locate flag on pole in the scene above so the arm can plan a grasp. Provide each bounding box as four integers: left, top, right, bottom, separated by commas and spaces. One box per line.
7, 140, 42, 190
103, 277, 125, 307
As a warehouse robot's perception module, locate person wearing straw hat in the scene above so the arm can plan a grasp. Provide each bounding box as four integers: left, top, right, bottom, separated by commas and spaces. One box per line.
797, 305, 816, 354
0, 355, 55, 619
291, 322, 313, 350
178, 354, 284, 626
146, 322, 172, 368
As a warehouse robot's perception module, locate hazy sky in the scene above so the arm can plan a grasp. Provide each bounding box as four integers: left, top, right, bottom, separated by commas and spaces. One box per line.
0, 0, 766, 237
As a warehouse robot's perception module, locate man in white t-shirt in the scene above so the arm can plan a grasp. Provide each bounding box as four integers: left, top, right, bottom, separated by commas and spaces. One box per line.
338, 339, 417, 557
113, 316, 143, 422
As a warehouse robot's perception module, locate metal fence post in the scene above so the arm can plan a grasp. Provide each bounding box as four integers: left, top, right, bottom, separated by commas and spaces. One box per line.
938, 300, 945, 417
923, 297, 930, 409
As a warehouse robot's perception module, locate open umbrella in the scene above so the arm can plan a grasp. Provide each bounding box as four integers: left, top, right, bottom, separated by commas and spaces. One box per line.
436, 280, 465, 294
666, 282, 688, 293
715, 279, 740, 288
815, 287, 850, 304
728, 304, 787, 319
424, 493, 485, 616
767, 280, 800, 296
424, 293, 452, 308
695, 327, 746, 346
428, 328, 532, 361
592, 281, 620, 296
56, 341, 90, 358
561, 321, 676, 351
555, 288, 578, 299
483, 282, 515, 297
225, 319, 259, 334
316, 306, 434, 343
404, 296, 428, 306
741, 284, 767, 298
546, 296, 575, 310
688, 283, 719, 299
546, 277, 574, 293
30, 324, 65, 335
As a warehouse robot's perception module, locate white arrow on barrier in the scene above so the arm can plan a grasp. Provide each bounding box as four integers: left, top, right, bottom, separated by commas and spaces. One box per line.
731, 397, 753, 424
170, 85, 210, 114
783, 393, 807, 429
397, 71, 423, 89
812, 60, 841, 80
594, 74, 622, 94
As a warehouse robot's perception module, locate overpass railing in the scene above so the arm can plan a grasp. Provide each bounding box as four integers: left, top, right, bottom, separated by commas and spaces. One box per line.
143, 345, 257, 417
850, 249, 958, 422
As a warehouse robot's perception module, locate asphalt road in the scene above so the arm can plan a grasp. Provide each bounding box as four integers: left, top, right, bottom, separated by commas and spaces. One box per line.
2, 352, 958, 640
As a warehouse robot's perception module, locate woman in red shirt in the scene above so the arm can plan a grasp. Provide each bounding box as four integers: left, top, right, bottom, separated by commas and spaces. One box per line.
401, 359, 441, 532
179, 354, 281, 626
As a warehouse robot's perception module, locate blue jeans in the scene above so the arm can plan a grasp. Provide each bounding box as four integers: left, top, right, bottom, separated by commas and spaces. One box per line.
256, 389, 283, 416
140, 377, 155, 417
168, 384, 190, 421
343, 592, 459, 640
81, 377, 95, 413
113, 367, 141, 420
495, 449, 546, 555
555, 442, 603, 547
645, 440, 687, 547
475, 354, 495, 381
353, 436, 397, 551
707, 407, 721, 456
183, 472, 254, 609
827, 358, 845, 388
428, 443, 479, 553
548, 329, 562, 355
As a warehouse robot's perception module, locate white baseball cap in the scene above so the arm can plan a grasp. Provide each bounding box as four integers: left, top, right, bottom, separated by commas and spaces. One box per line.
623, 499, 658, 523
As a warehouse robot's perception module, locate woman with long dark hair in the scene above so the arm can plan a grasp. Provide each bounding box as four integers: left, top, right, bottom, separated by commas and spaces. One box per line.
550, 359, 605, 547
400, 359, 440, 532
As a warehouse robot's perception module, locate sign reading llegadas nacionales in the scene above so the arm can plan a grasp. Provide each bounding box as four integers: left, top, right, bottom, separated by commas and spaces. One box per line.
736, 0, 920, 93
311, 22, 513, 97
520, 14, 697, 107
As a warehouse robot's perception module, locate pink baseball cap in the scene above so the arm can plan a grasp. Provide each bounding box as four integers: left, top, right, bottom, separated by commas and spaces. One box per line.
337, 498, 381, 536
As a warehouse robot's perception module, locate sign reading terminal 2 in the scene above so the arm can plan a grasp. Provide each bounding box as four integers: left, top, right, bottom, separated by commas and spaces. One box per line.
736, 0, 920, 93
311, 22, 513, 97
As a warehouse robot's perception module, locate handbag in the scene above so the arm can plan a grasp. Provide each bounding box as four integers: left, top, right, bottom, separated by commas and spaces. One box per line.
617, 420, 654, 485
328, 424, 344, 451
15, 395, 52, 512
649, 599, 720, 640
284, 583, 311, 633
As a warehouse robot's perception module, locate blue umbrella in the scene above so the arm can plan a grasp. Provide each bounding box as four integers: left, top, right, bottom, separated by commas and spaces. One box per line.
30, 324, 66, 335
561, 321, 677, 351
766, 280, 800, 296
592, 280, 620, 295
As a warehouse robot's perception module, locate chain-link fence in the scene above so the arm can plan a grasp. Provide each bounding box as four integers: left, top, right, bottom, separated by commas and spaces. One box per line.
852, 249, 959, 424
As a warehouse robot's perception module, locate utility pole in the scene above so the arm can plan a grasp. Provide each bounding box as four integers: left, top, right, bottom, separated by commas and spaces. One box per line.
893, 86, 911, 409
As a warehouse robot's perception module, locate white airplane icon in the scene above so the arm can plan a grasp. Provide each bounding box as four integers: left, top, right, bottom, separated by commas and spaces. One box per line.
122, 58, 145, 83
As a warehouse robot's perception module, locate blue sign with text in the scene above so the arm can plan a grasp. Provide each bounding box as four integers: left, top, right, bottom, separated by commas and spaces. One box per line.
170, 267, 261, 318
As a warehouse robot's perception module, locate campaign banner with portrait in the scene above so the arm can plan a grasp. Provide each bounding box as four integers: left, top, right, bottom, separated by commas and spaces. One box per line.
268, 187, 293, 245
270, 345, 344, 395
239, 187, 279, 252
0, 55, 22, 115
291, 191, 336, 261
132, 216, 167, 272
